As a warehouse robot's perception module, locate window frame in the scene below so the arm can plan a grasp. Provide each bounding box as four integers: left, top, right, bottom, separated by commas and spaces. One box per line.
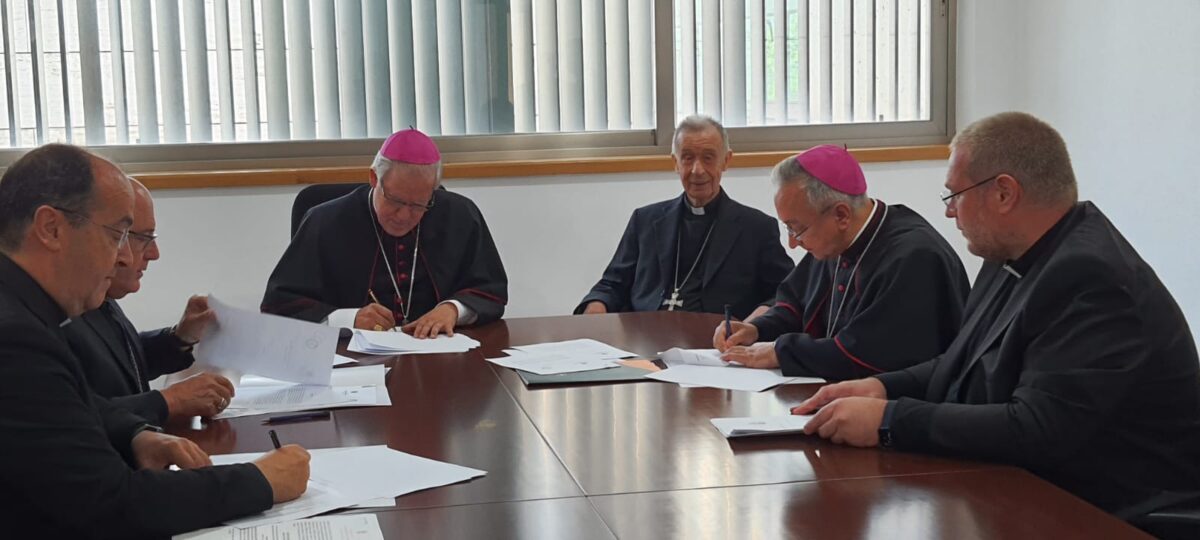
0, 0, 956, 174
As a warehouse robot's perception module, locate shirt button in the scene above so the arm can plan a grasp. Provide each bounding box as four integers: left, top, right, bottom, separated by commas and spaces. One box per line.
399, 273, 409, 281
841, 261, 849, 268
398, 244, 406, 251
397, 260, 406, 267
837, 284, 846, 292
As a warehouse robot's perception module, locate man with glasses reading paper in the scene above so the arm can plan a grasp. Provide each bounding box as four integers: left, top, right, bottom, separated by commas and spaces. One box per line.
716, 145, 969, 381
0, 144, 308, 538
263, 128, 508, 338
65, 178, 234, 424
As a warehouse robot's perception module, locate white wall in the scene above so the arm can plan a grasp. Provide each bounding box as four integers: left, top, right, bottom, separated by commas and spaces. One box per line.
1025, 0, 1200, 333
953, 0, 1200, 332
120, 160, 969, 328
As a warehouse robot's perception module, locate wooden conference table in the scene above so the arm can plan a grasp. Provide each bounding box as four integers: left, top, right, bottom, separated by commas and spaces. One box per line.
174, 312, 1149, 539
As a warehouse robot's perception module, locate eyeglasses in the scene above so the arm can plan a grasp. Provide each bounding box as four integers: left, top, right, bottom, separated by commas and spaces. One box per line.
128, 230, 159, 252
940, 174, 1001, 207
377, 181, 435, 212
784, 206, 834, 241
52, 206, 130, 249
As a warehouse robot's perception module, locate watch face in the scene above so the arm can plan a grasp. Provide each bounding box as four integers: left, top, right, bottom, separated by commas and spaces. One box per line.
878, 428, 894, 448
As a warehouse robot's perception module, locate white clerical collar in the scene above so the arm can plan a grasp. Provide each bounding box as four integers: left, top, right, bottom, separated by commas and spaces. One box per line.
846, 199, 879, 248
688, 204, 705, 215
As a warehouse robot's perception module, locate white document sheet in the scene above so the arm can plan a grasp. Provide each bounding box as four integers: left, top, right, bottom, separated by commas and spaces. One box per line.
659, 347, 733, 367
214, 386, 379, 419
174, 514, 385, 540
647, 364, 797, 392
333, 354, 358, 366
710, 415, 817, 438
485, 352, 620, 375
215, 366, 392, 419
348, 330, 480, 355
195, 297, 338, 385
241, 365, 388, 389
208, 446, 486, 528
510, 338, 637, 359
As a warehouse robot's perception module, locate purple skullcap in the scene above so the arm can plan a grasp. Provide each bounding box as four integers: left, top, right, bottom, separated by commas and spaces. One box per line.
378, 128, 441, 164
794, 144, 867, 195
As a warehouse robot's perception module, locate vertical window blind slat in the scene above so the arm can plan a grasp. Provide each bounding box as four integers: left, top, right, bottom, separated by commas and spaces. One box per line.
555, 0, 584, 133
284, 0, 314, 140
312, 0, 340, 139
411, 0, 441, 134
699, 0, 719, 118
334, 0, 364, 138
603, 0, 629, 130
183, 0, 212, 141
533, 0, 559, 131
461, 0, 488, 134
581, 0, 606, 131
749, 0, 766, 125
627, 0, 652, 128
213, 0, 236, 141
237, 0, 259, 140
721, 0, 746, 126
361, 0, 389, 137
511, 0, 536, 133
76, 0, 104, 144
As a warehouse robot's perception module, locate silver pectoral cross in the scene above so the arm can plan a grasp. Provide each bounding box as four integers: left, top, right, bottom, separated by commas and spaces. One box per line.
662, 290, 683, 311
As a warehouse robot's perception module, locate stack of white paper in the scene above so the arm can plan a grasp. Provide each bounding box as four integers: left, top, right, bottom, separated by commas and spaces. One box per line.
509, 338, 637, 359
215, 365, 391, 419
710, 415, 817, 438
196, 296, 339, 385
208, 445, 486, 528
484, 339, 638, 375
348, 330, 480, 355
647, 364, 802, 392
485, 352, 620, 375
175, 514, 384, 540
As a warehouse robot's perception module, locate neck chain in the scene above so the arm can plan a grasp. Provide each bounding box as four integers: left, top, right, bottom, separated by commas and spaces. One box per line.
827, 203, 888, 337
663, 221, 716, 311
369, 189, 421, 325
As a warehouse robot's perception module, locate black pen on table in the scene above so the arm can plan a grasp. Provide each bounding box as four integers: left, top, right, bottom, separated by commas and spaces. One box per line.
724, 304, 733, 340
269, 429, 282, 450
262, 411, 331, 425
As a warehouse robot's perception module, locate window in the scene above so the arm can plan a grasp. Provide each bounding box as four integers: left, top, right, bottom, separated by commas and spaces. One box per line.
0, 0, 952, 171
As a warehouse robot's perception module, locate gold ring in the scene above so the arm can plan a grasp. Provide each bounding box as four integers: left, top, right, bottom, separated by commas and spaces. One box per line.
373, 324, 383, 331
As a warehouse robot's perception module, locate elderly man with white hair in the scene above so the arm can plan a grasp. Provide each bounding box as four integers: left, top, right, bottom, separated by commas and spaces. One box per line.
263, 128, 508, 337
576, 114, 794, 319
716, 144, 969, 381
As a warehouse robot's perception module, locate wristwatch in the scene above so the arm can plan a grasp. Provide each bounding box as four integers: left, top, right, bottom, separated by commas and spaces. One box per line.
878, 400, 897, 448
166, 325, 198, 352
132, 423, 164, 438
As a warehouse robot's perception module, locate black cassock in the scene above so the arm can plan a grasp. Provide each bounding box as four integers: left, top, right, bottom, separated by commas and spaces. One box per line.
0, 254, 272, 538
262, 185, 508, 325
64, 299, 196, 425
576, 190, 794, 319
752, 201, 970, 380
876, 201, 1200, 518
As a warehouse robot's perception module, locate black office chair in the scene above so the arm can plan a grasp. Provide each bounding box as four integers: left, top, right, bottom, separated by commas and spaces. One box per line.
290, 183, 366, 237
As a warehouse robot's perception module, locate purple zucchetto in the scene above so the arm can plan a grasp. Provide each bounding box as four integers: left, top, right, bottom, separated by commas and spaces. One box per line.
794, 144, 867, 195
379, 128, 441, 164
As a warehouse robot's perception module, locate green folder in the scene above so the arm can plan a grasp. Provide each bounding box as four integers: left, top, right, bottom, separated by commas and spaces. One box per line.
515, 365, 652, 386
